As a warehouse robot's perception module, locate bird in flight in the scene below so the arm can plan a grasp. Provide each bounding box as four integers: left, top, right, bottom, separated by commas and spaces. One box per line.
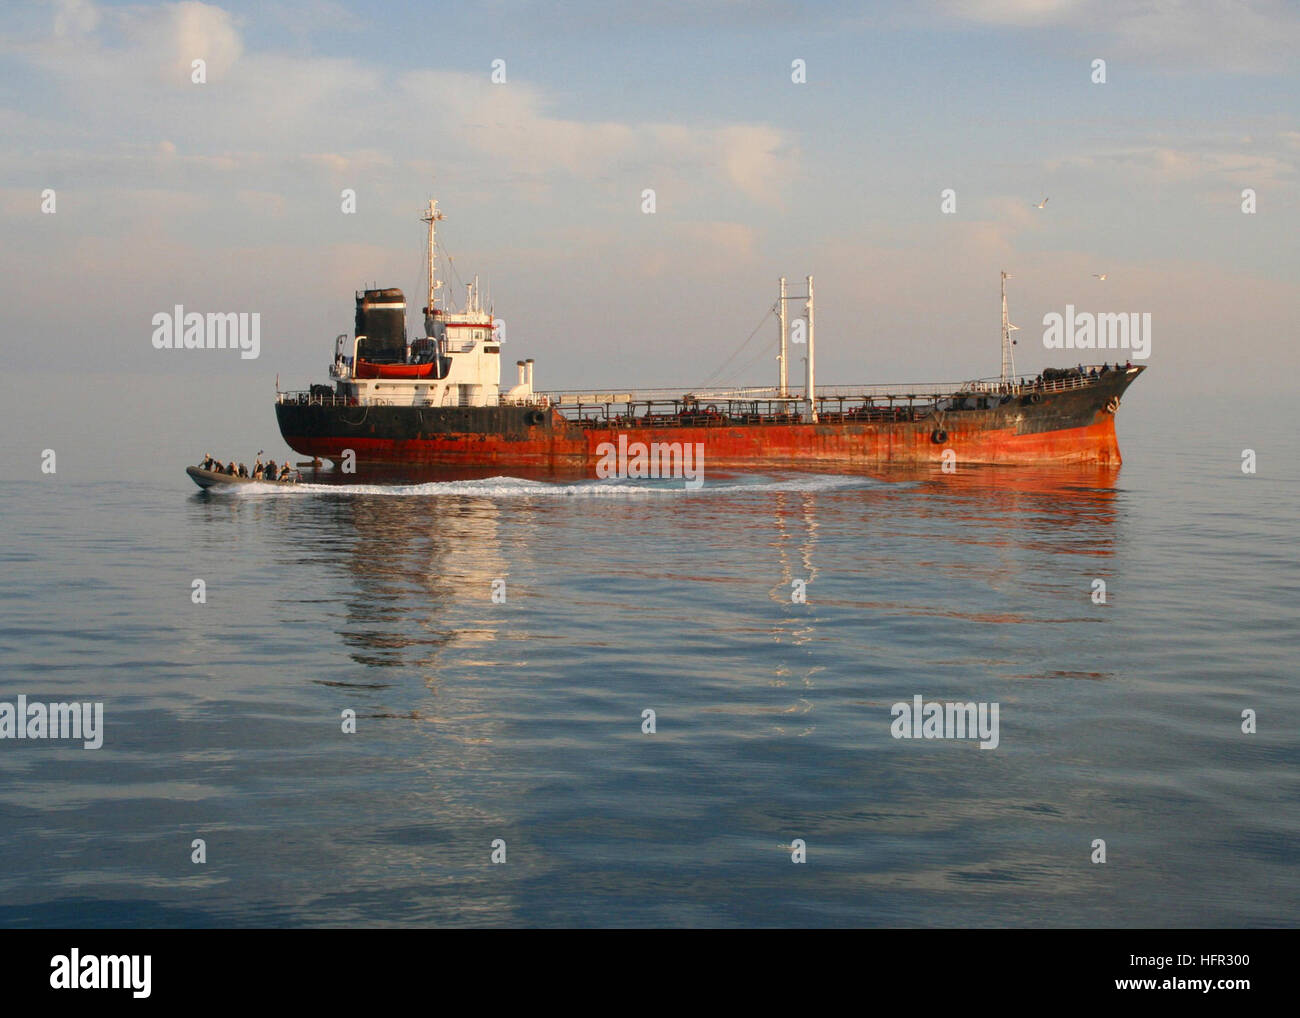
1092, 273, 1108, 280
1033, 197, 1049, 209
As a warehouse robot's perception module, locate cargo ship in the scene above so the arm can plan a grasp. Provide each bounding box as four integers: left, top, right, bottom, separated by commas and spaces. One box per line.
275, 199, 1143, 472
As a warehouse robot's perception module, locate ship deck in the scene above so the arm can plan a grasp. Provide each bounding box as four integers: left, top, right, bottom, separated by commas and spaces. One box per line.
539, 365, 1140, 427
278, 364, 1141, 425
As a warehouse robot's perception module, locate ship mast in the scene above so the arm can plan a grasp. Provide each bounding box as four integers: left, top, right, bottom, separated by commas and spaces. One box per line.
1000, 270, 1019, 388
421, 199, 444, 315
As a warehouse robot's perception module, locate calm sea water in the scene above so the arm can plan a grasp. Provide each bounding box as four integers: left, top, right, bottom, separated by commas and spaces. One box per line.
1, 395, 1296, 927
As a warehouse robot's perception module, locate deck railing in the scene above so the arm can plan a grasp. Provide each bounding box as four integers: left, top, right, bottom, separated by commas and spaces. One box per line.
538, 366, 1136, 422
277, 392, 398, 407
539, 366, 1131, 407
280, 364, 1137, 418
277, 391, 505, 408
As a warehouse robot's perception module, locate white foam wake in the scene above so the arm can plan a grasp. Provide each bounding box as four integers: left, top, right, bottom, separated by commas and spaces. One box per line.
230, 474, 889, 498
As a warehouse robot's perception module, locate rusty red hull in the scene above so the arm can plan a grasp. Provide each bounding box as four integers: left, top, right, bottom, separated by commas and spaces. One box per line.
279, 416, 1123, 468
276, 367, 1142, 473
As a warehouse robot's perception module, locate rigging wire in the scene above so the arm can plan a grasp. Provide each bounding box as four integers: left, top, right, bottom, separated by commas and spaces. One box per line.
719, 337, 782, 392
697, 304, 776, 389
415, 246, 428, 307
438, 239, 466, 308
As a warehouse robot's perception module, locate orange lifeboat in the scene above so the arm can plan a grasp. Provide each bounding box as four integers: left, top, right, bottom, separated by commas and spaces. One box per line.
353, 360, 439, 379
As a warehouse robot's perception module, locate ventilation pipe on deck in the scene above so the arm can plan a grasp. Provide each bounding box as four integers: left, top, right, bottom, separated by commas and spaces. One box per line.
516, 360, 526, 386
778, 276, 788, 398
804, 275, 817, 423
525, 358, 534, 388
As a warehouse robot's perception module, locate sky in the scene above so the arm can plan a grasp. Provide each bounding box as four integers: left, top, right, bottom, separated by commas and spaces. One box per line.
1, 0, 1296, 477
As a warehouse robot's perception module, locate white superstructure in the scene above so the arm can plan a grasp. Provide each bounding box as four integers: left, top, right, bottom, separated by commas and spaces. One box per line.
326, 198, 536, 408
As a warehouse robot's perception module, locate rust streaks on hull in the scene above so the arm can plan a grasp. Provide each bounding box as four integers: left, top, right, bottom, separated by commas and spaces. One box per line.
277, 369, 1140, 471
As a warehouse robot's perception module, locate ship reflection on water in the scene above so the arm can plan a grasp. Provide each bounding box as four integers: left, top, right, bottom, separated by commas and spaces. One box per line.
177, 457, 1195, 925
305, 461, 1125, 684
194, 460, 1125, 681
337, 492, 514, 669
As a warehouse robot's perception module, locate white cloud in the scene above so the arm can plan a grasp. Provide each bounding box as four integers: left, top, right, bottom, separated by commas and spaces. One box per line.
939, 0, 1084, 26
13, 3, 796, 209
1051, 142, 1294, 187
398, 71, 793, 203
52, 0, 100, 38
716, 125, 791, 204
106, 0, 244, 81
941, 0, 1300, 73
